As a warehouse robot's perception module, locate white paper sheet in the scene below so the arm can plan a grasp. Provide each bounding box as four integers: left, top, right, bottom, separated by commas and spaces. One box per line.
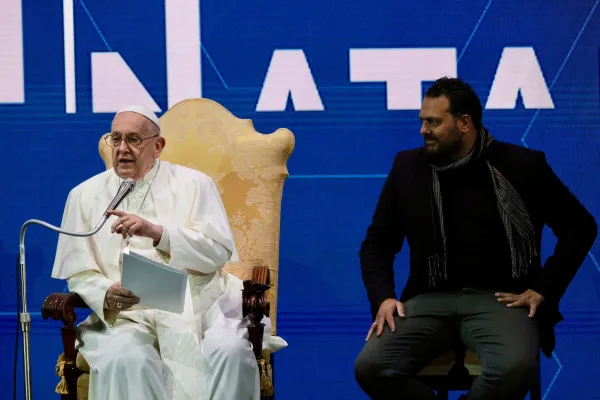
121, 250, 188, 314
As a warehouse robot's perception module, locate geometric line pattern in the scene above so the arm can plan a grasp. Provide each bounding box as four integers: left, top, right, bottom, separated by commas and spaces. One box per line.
202, 45, 230, 89
543, 352, 563, 400
79, 0, 113, 51
521, 0, 600, 148
458, 0, 494, 62
589, 252, 600, 274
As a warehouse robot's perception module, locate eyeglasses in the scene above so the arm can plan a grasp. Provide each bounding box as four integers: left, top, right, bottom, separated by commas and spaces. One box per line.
105, 133, 159, 148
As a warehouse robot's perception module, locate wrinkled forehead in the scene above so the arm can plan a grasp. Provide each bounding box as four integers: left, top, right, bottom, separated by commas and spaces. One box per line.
111, 111, 149, 136
419, 96, 451, 120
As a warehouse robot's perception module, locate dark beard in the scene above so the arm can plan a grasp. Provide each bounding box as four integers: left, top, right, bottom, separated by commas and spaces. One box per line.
423, 130, 463, 166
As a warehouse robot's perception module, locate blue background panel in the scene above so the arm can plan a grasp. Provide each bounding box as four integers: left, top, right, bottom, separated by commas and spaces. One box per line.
1, 0, 599, 398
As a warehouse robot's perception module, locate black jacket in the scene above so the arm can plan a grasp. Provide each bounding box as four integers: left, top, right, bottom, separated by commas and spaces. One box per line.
359, 140, 597, 357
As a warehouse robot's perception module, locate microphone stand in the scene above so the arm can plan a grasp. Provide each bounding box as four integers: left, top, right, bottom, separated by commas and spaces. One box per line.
19, 219, 109, 400
18, 179, 134, 400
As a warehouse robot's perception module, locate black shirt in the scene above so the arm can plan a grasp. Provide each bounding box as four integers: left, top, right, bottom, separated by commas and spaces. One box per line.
435, 157, 514, 291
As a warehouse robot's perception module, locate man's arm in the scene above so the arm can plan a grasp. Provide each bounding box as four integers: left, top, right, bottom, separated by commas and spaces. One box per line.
530, 152, 598, 304
162, 173, 238, 274
359, 154, 406, 309
52, 187, 104, 279
51, 187, 120, 325
68, 270, 119, 325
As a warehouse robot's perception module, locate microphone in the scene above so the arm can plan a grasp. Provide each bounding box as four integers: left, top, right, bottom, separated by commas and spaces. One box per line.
94, 178, 136, 229
17, 177, 136, 400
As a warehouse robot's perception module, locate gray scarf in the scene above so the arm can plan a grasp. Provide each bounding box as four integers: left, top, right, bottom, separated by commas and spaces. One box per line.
428, 128, 537, 287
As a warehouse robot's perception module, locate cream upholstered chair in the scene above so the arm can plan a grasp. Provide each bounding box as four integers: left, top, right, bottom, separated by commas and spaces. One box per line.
42, 98, 295, 399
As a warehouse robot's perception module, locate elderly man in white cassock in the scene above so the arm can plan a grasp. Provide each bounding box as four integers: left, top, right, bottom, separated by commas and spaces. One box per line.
51, 105, 286, 400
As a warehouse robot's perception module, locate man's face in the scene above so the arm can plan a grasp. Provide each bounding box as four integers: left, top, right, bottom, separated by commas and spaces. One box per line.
110, 112, 164, 180
419, 96, 463, 162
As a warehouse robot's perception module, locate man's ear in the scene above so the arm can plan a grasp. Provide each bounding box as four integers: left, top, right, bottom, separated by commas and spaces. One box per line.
154, 137, 166, 157
458, 115, 473, 133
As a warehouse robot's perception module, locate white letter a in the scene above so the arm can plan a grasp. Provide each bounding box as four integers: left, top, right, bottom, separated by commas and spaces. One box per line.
486, 47, 554, 109
256, 50, 324, 111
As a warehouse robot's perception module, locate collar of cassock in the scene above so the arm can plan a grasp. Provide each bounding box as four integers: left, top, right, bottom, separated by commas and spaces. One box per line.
128, 158, 159, 190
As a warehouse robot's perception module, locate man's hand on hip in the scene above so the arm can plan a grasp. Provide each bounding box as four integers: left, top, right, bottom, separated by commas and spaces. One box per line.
495, 289, 545, 318
366, 298, 405, 341
105, 283, 140, 311
107, 210, 163, 242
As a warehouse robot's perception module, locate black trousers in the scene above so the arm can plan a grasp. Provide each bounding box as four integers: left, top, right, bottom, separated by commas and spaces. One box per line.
354, 289, 540, 400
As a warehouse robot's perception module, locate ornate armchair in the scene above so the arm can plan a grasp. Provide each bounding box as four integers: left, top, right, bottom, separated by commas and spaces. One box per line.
42, 98, 295, 399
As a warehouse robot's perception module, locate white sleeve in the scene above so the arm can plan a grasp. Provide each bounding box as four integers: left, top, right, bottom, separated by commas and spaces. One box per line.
155, 227, 171, 253
51, 187, 102, 280
165, 174, 239, 274
67, 270, 119, 325
51, 186, 119, 325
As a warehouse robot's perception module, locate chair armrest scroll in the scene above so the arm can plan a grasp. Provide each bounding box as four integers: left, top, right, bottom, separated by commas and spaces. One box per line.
42, 293, 89, 327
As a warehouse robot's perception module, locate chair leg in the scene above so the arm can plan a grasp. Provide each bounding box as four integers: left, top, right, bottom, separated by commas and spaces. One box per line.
60, 326, 81, 399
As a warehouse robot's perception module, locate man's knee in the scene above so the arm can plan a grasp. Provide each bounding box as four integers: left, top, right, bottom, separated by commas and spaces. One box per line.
209, 334, 255, 365
354, 344, 389, 387
484, 351, 538, 384
100, 343, 161, 375
223, 336, 253, 358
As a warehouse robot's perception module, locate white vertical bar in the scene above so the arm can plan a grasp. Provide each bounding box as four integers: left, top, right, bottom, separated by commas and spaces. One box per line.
165, 0, 201, 108
63, 0, 76, 113
0, 0, 25, 103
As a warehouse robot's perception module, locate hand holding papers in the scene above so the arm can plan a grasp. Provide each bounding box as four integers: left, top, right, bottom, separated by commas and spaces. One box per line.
121, 251, 188, 314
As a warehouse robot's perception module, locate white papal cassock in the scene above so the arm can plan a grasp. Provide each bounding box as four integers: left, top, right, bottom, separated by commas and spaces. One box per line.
51, 159, 287, 400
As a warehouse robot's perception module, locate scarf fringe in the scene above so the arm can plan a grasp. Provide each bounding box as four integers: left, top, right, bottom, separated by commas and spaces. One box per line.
428, 253, 447, 287
512, 233, 537, 279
